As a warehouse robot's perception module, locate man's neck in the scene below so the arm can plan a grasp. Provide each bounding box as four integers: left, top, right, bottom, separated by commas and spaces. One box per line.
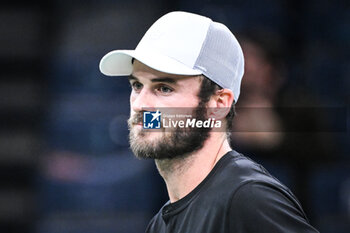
155, 132, 232, 203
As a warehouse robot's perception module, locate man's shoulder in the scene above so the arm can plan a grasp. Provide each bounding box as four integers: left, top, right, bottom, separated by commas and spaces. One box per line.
200, 150, 298, 208
145, 202, 167, 233
212, 150, 287, 190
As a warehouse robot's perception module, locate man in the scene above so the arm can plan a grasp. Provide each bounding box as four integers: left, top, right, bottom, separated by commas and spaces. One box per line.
99, 11, 319, 233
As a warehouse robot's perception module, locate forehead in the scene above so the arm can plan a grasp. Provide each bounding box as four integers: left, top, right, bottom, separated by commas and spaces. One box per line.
132, 60, 202, 82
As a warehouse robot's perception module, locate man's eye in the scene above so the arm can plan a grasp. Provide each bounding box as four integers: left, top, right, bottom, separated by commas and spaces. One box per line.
131, 82, 143, 91
158, 85, 173, 93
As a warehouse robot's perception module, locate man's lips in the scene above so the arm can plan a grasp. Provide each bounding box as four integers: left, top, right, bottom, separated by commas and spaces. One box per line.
131, 121, 143, 127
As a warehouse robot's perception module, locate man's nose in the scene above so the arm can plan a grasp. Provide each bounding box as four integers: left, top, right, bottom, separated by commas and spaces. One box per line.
131, 88, 156, 112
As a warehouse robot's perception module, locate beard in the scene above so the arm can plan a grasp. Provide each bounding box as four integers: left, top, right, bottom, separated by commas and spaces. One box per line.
128, 103, 211, 160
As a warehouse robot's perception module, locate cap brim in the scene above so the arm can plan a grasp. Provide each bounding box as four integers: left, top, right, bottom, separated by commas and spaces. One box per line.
99, 48, 203, 76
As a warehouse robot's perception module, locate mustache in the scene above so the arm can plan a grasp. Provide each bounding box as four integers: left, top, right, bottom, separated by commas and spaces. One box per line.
128, 112, 144, 126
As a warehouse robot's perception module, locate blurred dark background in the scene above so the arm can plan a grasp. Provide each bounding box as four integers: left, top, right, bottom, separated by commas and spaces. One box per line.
0, 0, 349, 233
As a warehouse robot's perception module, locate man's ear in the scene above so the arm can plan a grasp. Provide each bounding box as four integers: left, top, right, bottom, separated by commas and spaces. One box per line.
207, 89, 234, 120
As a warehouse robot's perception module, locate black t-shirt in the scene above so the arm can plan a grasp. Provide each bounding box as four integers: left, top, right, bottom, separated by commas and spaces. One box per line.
145, 150, 319, 233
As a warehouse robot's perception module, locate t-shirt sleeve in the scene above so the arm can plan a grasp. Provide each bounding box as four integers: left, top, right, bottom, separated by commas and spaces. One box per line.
229, 181, 319, 233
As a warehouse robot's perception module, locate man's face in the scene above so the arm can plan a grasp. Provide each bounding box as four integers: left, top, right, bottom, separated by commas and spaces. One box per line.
128, 60, 211, 160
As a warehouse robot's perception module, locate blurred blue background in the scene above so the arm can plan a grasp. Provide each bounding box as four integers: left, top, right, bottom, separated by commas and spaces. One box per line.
0, 0, 349, 232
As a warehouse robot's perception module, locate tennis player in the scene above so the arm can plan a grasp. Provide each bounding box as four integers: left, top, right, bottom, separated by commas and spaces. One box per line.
99, 11, 319, 233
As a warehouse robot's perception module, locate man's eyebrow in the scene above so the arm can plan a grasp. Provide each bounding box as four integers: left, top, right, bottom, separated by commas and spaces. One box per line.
128, 75, 177, 84
128, 75, 138, 81
151, 77, 176, 83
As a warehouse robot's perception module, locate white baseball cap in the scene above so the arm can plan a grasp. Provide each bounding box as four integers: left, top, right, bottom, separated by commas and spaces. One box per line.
99, 11, 244, 102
